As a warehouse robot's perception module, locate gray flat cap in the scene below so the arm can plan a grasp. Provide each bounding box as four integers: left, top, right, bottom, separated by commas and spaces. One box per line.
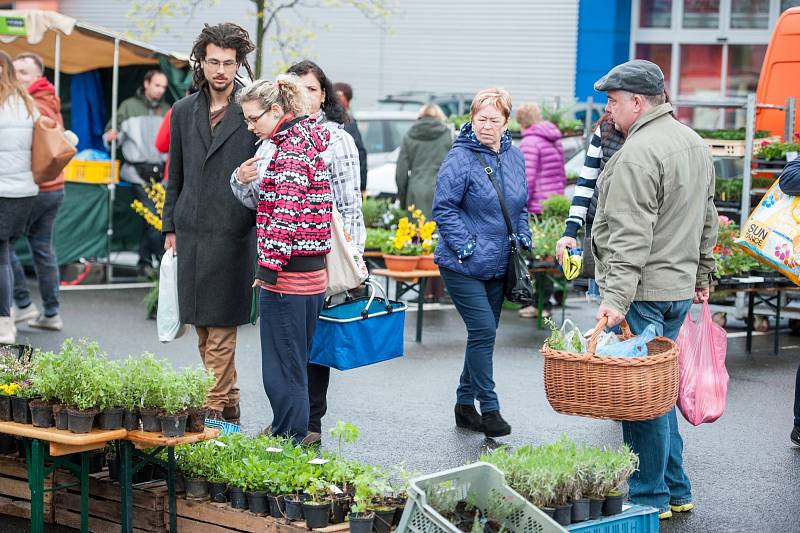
594, 59, 665, 95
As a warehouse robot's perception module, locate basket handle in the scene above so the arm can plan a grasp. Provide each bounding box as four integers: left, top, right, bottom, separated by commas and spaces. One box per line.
586, 318, 632, 353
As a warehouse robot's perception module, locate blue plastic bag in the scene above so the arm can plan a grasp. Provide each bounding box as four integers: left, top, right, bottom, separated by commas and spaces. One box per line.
596, 324, 658, 358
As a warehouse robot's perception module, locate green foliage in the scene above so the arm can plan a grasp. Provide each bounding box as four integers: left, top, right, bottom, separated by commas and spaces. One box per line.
362, 198, 406, 230
365, 228, 392, 250
715, 179, 742, 202
144, 280, 159, 318
695, 128, 770, 140
756, 140, 800, 161
185, 367, 215, 410
714, 216, 760, 278
329, 420, 359, 458
541, 195, 571, 220
529, 216, 562, 261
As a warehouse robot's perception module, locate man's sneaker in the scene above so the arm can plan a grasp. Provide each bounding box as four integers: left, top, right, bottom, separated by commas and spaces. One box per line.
11, 304, 38, 324
791, 426, 800, 446
659, 510, 673, 520
301, 432, 322, 447
28, 314, 63, 331
0, 317, 16, 344
670, 502, 695, 513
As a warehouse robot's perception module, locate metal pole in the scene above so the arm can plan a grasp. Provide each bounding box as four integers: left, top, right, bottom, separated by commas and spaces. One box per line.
584, 96, 594, 147
108, 39, 120, 283
741, 93, 756, 228
54, 32, 61, 97
785, 96, 796, 141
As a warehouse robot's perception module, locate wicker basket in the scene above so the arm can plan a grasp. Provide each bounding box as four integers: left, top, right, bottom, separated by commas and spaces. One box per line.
541, 319, 679, 421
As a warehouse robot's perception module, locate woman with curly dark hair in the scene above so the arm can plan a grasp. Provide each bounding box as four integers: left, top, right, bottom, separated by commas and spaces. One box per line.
161, 23, 259, 425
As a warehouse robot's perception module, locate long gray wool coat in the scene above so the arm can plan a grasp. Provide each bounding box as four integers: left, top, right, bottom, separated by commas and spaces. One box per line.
162, 84, 258, 327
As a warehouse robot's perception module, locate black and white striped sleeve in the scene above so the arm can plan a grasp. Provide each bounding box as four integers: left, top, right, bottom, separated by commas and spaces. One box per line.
564, 126, 603, 238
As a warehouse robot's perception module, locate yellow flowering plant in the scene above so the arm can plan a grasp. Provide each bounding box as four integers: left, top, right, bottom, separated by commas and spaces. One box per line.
0, 383, 19, 396
131, 180, 165, 231
381, 206, 438, 256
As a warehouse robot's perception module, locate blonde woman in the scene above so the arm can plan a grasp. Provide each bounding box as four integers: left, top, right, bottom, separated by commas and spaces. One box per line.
0, 50, 38, 343
231, 75, 332, 441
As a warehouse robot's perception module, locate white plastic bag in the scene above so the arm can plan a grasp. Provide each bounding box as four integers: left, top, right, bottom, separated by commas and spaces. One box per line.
560, 319, 588, 353
594, 330, 620, 351
326, 204, 368, 296
157, 252, 189, 343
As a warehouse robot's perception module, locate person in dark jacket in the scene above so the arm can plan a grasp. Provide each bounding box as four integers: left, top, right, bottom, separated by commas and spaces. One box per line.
396, 104, 452, 220
161, 23, 259, 424
777, 158, 800, 447
433, 87, 532, 438
334, 82, 368, 192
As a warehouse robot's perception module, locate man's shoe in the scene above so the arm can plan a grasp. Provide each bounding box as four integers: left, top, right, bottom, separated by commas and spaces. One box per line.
791, 426, 800, 446
670, 502, 694, 513
11, 304, 38, 324
261, 425, 273, 436
301, 432, 322, 447
222, 404, 240, 423
206, 409, 224, 421
480, 411, 511, 438
454, 404, 482, 431
0, 317, 16, 344
28, 314, 63, 331
659, 510, 673, 520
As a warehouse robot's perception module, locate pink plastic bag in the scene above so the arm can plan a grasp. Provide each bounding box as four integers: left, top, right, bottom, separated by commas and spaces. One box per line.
675, 300, 729, 425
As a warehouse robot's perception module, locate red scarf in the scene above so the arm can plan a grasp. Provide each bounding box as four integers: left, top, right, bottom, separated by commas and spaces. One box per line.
269, 113, 296, 140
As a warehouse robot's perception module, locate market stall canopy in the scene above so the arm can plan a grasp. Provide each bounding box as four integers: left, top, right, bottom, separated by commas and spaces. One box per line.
0, 9, 189, 73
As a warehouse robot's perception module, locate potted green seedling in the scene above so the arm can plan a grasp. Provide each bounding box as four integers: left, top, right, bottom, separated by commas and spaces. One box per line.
185, 367, 214, 433
137, 354, 167, 432
119, 357, 142, 431
97, 362, 125, 430
284, 466, 312, 520
302, 477, 331, 529
241, 455, 270, 516
159, 371, 189, 437
348, 472, 375, 533
365, 469, 395, 533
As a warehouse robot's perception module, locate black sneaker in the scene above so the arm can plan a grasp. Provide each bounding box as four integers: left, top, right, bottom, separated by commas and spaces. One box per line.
791, 426, 800, 446
481, 411, 511, 438
454, 404, 482, 431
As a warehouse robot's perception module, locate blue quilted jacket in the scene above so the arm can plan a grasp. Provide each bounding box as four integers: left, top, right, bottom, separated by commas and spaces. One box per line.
433, 123, 531, 280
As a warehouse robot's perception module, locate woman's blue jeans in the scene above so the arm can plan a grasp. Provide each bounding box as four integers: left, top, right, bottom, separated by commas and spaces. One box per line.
623, 299, 693, 513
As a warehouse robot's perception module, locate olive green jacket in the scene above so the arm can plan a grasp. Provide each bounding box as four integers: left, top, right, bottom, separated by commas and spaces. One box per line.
592, 103, 718, 315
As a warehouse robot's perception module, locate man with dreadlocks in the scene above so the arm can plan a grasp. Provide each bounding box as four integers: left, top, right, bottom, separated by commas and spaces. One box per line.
162, 23, 258, 424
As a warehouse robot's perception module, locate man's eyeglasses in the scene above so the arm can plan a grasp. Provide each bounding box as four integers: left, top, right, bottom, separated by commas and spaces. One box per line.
244, 108, 269, 126
204, 59, 238, 70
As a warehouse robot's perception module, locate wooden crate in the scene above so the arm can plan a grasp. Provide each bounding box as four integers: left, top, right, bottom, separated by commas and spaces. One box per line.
175, 497, 351, 533
54, 470, 168, 533
703, 136, 781, 157
0, 452, 55, 523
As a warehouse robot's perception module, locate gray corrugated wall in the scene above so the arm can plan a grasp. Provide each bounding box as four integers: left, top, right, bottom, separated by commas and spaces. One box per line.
59, 0, 578, 109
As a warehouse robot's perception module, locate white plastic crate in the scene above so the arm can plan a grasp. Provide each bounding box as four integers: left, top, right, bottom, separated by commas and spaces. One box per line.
396, 462, 566, 533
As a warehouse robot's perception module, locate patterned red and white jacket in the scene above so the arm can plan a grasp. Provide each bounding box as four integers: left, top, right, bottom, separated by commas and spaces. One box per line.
255, 117, 332, 283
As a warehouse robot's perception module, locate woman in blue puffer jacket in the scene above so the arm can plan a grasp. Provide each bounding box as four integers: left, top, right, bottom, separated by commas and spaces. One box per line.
433, 87, 532, 438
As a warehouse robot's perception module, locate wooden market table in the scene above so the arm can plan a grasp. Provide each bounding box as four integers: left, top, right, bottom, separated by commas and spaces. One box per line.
371, 267, 441, 342
0, 421, 126, 533
120, 427, 219, 533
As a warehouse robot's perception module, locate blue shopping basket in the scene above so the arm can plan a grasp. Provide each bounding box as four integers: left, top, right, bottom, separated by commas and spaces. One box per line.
310, 280, 407, 371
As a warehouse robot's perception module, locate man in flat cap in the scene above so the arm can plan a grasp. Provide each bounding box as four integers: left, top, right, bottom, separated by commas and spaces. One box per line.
591, 59, 718, 520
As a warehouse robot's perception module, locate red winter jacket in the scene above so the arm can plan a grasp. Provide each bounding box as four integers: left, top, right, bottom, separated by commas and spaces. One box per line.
28, 77, 65, 192
255, 116, 332, 284
155, 107, 172, 181
520, 121, 566, 215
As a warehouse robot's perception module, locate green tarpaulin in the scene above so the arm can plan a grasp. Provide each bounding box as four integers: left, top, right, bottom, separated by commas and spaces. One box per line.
14, 182, 144, 266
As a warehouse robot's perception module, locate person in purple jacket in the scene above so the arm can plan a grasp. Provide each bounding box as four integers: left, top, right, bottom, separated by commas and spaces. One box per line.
778, 158, 800, 447
516, 103, 566, 319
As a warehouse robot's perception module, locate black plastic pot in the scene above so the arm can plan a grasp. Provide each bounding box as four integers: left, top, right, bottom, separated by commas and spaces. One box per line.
30, 402, 54, 428
175, 473, 186, 494
302, 501, 330, 529
53, 406, 69, 430
246, 491, 269, 516
16, 437, 29, 459
268, 494, 285, 518
159, 414, 188, 437
229, 487, 248, 509
107, 454, 120, 481
11, 397, 32, 424
349, 512, 375, 533
186, 408, 207, 433
67, 408, 97, 434
0, 395, 12, 421
139, 408, 161, 433
393, 504, 406, 526
553, 504, 572, 526
69, 451, 105, 474
602, 494, 624, 516
571, 498, 590, 523
209, 481, 227, 503
123, 409, 139, 431
0, 434, 15, 455
284, 496, 304, 521
185, 477, 209, 500
331, 496, 351, 524
369, 507, 396, 533
589, 498, 604, 520
98, 408, 124, 430
541, 507, 555, 518
133, 462, 155, 484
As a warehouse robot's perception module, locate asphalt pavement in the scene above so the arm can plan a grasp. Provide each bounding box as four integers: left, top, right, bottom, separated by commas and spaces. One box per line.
2, 285, 799, 533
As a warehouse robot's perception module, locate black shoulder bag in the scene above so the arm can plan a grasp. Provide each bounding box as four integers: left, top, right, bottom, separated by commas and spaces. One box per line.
473, 152, 534, 305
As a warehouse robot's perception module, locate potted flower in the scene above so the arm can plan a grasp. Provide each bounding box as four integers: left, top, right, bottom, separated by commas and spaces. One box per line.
381, 216, 421, 271
411, 208, 438, 271
185, 367, 214, 433
13, 379, 38, 425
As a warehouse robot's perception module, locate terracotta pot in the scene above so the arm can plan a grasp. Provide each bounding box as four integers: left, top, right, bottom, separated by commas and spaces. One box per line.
382, 254, 419, 272
416, 255, 437, 271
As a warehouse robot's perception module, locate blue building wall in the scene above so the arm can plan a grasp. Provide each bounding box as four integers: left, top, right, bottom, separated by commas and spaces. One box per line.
575, 0, 632, 103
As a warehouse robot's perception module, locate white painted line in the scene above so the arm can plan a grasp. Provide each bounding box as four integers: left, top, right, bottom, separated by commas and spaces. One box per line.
60, 282, 155, 291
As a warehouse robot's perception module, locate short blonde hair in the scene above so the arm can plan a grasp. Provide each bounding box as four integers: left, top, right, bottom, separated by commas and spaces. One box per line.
237, 73, 309, 117
516, 103, 542, 129
470, 87, 512, 120
418, 104, 445, 122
